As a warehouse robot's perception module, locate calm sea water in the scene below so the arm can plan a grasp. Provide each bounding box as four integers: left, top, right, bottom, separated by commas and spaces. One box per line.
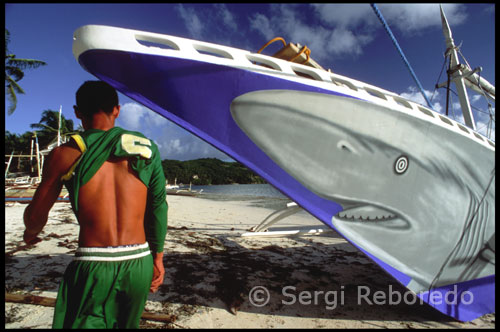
189, 183, 287, 199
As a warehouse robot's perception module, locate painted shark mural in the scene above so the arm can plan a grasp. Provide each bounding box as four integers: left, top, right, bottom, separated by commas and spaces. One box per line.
231, 89, 495, 294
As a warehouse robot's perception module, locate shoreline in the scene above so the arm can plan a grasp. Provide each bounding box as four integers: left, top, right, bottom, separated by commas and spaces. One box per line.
5, 195, 495, 328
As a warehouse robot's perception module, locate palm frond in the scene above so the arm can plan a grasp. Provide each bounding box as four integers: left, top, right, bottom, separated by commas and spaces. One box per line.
7, 58, 47, 70
6, 85, 17, 115
30, 123, 58, 132
5, 29, 11, 55
5, 75, 25, 94
5, 66, 24, 82
5, 28, 47, 115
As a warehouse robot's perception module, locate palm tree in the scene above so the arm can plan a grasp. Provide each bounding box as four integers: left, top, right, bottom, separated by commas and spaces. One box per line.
5, 29, 47, 115
30, 109, 78, 148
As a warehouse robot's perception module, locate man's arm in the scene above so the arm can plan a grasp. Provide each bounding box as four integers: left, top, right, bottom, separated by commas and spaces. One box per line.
144, 143, 168, 293
23, 147, 72, 244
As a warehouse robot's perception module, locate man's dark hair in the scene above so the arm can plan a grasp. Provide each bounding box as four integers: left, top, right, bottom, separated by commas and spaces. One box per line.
75, 81, 119, 117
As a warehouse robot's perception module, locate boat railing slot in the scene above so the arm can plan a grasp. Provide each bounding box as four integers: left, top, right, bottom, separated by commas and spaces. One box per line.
246, 54, 282, 71
330, 76, 358, 91
135, 35, 180, 51
438, 115, 454, 126
473, 132, 485, 141
487, 140, 495, 148
392, 96, 413, 109
192, 44, 234, 60
365, 88, 387, 100
456, 123, 470, 134
417, 106, 435, 118
290, 65, 323, 81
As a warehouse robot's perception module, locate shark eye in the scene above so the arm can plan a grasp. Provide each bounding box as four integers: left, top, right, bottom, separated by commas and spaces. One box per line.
394, 155, 409, 175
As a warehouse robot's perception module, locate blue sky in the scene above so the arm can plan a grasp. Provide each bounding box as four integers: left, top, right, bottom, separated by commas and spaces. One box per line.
5, 3, 495, 161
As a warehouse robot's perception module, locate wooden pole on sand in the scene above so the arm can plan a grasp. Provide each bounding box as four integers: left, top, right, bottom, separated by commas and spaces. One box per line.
5, 292, 177, 323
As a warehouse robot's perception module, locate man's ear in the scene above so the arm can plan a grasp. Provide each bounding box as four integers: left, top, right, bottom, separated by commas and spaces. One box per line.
113, 105, 121, 118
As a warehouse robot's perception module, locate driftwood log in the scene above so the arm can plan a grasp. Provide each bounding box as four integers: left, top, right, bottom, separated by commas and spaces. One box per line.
5, 292, 176, 323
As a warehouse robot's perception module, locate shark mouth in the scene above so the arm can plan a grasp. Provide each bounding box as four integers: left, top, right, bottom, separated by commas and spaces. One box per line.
333, 205, 409, 230
335, 205, 397, 222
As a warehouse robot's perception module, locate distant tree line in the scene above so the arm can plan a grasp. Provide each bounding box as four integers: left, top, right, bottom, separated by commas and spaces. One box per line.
6, 113, 266, 184
162, 158, 267, 185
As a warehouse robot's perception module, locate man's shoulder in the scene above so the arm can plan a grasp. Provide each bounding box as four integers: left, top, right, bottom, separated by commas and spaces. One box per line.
58, 136, 84, 152
52, 140, 80, 154
49, 142, 82, 162
43, 142, 82, 178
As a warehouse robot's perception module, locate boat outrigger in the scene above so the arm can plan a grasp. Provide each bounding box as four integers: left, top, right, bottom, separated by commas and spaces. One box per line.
72, 5, 494, 322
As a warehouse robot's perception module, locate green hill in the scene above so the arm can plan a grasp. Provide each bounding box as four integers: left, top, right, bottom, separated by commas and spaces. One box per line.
161, 158, 267, 185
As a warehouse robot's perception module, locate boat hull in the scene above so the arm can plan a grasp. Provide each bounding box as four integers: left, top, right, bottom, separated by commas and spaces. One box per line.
75, 41, 494, 321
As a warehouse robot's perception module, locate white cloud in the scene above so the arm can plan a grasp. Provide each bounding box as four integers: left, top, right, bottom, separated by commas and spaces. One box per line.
116, 102, 232, 161
249, 13, 274, 41
176, 4, 469, 62
251, 4, 467, 61
175, 4, 241, 41
470, 94, 483, 104
214, 4, 237, 31
116, 103, 147, 131
117, 102, 169, 134
249, 4, 374, 61
175, 4, 204, 39
328, 28, 373, 57
310, 4, 377, 29
157, 132, 231, 161
400, 87, 495, 140
376, 4, 467, 35
400, 86, 442, 113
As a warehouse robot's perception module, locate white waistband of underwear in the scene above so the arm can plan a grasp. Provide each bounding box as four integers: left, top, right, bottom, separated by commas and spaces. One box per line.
73, 250, 151, 262
76, 242, 149, 254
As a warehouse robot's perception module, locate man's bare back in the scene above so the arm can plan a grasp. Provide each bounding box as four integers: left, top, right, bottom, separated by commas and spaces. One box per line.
77, 156, 148, 247
25, 140, 148, 248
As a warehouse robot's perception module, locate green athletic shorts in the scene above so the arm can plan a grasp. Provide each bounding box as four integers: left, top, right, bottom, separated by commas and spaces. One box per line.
52, 243, 153, 329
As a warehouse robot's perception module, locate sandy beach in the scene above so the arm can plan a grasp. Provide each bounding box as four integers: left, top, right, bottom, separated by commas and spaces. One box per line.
5, 194, 495, 329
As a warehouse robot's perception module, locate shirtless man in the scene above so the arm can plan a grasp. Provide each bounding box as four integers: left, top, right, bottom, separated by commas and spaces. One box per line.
23, 81, 168, 329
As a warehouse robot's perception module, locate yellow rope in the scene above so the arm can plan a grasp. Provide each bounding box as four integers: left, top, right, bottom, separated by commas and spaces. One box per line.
290, 45, 311, 64
257, 37, 312, 66
257, 37, 286, 54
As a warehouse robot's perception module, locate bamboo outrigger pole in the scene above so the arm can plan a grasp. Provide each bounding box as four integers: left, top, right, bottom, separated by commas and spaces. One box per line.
5, 151, 14, 178
57, 105, 62, 146
30, 136, 34, 173
35, 132, 41, 181
439, 5, 476, 130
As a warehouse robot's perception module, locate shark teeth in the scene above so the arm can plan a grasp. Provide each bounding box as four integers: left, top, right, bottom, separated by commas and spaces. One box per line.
335, 205, 397, 222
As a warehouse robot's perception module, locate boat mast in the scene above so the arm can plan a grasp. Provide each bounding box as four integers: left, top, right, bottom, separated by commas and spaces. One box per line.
439, 5, 476, 130
57, 105, 62, 146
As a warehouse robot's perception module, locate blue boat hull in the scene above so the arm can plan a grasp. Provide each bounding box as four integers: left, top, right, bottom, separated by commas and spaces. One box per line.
77, 49, 494, 321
